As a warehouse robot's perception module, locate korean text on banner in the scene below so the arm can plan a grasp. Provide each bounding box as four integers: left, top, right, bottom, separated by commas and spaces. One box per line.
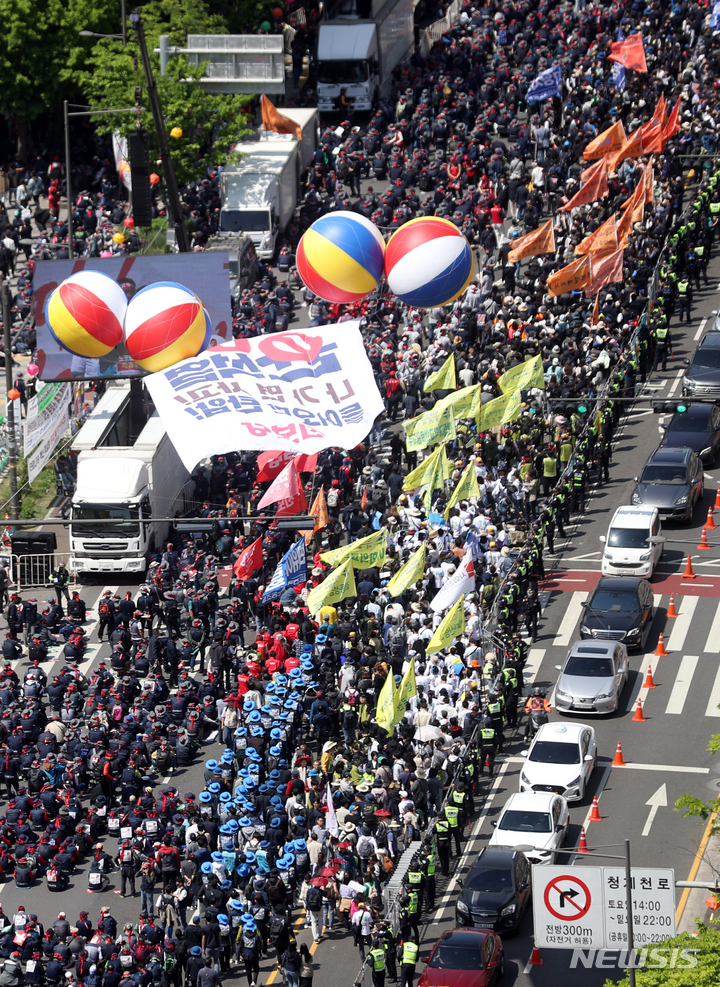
431, 556, 475, 612
582, 120, 626, 161
320, 528, 386, 569
478, 389, 522, 431
403, 444, 444, 491
423, 353, 456, 393
498, 355, 544, 394
261, 539, 307, 603
404, 404, 456, 452
387, 545, 427, 597
27, 403, 70, 484
547, 256, 591, 297
435, 384, 482, 420
23, 382, 70, 457
144, 322, 385, 469
306, 558, 356, 615
427, 596, 466, 654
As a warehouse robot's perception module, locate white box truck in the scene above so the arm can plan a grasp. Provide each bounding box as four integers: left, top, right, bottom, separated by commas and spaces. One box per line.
69, 382, 192, 574
317, 0, 414, 113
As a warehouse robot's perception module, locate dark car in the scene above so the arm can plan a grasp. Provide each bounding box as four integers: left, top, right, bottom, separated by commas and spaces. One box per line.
580, 576, 654, 651
631, 446, 703, 522
418, 929, 505, 987
455, 846, 531, 935
683, 333, 720, 398
660, 403, 720, 466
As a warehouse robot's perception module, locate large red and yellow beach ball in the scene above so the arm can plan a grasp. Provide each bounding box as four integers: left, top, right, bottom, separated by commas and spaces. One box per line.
384, 217, 475, 308
297, 212, 385, 304
45, 270, 127, 357
123, 281, 210, 372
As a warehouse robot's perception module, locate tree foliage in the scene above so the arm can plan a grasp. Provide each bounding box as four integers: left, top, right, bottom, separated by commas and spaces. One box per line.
675, 727, 720, 834
81, 0, 254, 187
607, 926, 720, 987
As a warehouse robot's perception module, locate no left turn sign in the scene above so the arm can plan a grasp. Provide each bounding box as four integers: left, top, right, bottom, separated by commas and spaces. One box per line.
544, 875, 593, 920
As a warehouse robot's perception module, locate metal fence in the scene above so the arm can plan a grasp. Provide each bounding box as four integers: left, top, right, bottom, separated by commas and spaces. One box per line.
418, 0, 463, 58
7, 551, 79, 592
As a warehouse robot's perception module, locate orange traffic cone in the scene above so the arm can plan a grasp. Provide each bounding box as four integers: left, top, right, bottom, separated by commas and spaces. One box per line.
699, 528, 711, 550
589, 797, 602, 822
715, 487, 720, 511
528, 943, 543, 966
707, 507, 717, 530
643, 665, 656, 689
655, 632, 668, 657
612, 742, 626, 766
682, 554, 696, 579
633, 698, 646, 722
578, 827, 589, 853
667, 594, 678, 618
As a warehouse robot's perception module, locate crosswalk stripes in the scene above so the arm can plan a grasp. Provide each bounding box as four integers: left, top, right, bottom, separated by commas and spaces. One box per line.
705, 666, 720, 717
665, 595, 698, 653
704, 604, 720, 654
553, 592, 587, 648
665, 655, 699, 715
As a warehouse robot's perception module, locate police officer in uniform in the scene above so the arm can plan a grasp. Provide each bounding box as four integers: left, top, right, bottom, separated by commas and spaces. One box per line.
677, 277, 692, 322
434, 817, 451, 876
399, 934, 418, 987
405, 865, 426, 922
376, 922, 397, 983
422, 842, 437, 911
369, 938, 387, 987
479, 717, 497, 778
652, 320, 672, 372
443, 801, 462, 856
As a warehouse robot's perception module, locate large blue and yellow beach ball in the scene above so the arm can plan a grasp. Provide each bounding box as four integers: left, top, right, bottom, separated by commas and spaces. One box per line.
296, 213, 385, 304
123, 281, 210, 372
384, 217, 475, 308
46, 270, 127, 357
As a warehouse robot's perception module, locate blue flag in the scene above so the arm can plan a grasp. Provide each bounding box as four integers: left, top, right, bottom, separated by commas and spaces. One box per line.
526, 64, 562, 103
711, 1, 720, 27
612, 24, 626, 89
261, 539, 307, 603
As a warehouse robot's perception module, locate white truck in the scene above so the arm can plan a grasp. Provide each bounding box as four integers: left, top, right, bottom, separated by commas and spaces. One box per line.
220, 107, 318, 260
317, 0, 415, 113
69, 382, 192, 575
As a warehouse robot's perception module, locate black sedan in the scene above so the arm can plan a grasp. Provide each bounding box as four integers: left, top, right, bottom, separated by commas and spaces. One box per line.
660, 403, 720, 466
580, 576, 655, 651
455, 847, 532, 935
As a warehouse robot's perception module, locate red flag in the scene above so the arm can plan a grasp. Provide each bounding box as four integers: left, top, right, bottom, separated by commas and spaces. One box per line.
233, 537, 263, 579
662, 96, 681, 146
294, 453, 318, 473
256, 450, 294, 483
361, 487, 368, 511
560, 158, 608, 212
585, 248, 625, 298
608, 33, 647, 72
260, 95, 302, 139
258, 462, 308, 515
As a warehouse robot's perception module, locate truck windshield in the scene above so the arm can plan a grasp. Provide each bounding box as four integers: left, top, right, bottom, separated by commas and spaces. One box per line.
220, 210, 270, 233
72, 505, 140, 537
228, 258, 239, 279
318, 60, 369, 84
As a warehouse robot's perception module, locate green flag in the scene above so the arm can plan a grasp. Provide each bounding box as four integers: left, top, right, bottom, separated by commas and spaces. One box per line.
306, 558, 356, 615
320, 528, 386, 569
387, 545, 427, 598
423, 353, 456, 392
445, 461, 480, 518
375, 671, 398, 733
498, 354, 545, 394
426, 596, 466, 655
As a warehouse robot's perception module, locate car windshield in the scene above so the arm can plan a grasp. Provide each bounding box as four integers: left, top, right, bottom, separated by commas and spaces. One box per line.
607, 527, 649, 549
71, 504, 139, 537
589, 590, 639, 612
692, 349, 720, 369
498, 810, 552, 833
466, 868, 513, 893
564, 656, 614, 677
529, 741, 580, 765
667, 413, 711, 432
640, 464, 688, 484
318, 60, 369, 85
429, 944, 484, 971
220, 210, 269, 233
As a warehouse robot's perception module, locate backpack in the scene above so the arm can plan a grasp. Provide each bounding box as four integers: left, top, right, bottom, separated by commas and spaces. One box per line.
305, 886, 323, 912
120, 847, 134, 865
327, 488, 339, 508
357, 835, 373, 857
99, 601, 110, 617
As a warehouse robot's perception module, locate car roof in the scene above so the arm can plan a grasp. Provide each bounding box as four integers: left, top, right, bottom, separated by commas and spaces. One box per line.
671, 404, 713, 417
473, 846, 523, 869
610, 506, 656, 528
439, 929, 492, 946
533, 721, 591, 744
646, 446, 692, 464
567, 640, 617, 658
593, 576, 644, 592
698, 333, 720, 349
500, 790, 558, 812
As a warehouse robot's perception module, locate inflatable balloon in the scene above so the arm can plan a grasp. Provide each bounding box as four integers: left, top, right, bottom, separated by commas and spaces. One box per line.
46, 269, 126, 358
123, 281, 210, 373
384, 217, 475, 308
296, 213, 385, 304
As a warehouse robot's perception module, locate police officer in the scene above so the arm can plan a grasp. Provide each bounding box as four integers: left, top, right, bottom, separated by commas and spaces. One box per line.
451, 782, 469, 835
402, 885, 420, 940
51, 563, 70, 611
369, 937, 387, 987
479, 717, 497, 778
422, 841, 437, 911
405, 865, 426, 921
652, 321, 672, 372
486, 692, 505, 752
434, 816, 451, 876
399, 934, 419, 987
376, 922, 397, 984
443, 802, 462, 857
677, 277, 692, 322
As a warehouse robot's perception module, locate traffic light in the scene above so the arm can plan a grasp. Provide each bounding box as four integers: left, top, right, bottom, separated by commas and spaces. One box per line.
653, 401, 689, 414
127, 128, 152, 227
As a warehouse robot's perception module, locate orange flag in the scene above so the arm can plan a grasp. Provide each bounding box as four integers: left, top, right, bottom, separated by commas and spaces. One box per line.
640, 116, 664, 154
304, 486, 329, 546
560, 158, 608, 212
547, 256, 591, 297
617, 177, 645, 247
575, 214, 619, 257
608, 33, 647, 72
360, 486, 368, 511
607, 126, 644, 172
662, 96, 681, 146
260, 95, 302, 139
591, 292, 601, 327
585, 248, 624, 298
645, 160, 654, 205
583, 120, 627, 161
507, 219, 555, 264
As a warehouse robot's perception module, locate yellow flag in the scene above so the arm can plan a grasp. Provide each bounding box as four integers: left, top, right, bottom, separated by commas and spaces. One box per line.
306, 558, 356, 615
393, 660, 417, 727
387, 545, 427, 598
440, 444, 453, 480
304, 486, 329, 546
320, 528, 386, 569
423, 353, 456, 393
404, 403, 456, 452
498, 354, 545, 394
423, 453, 442, 513
435, 384, 482, 420
427, 597, 466, 655
445, 461, 480, 518
403, 445, 443, 491
375, 671, 398, 733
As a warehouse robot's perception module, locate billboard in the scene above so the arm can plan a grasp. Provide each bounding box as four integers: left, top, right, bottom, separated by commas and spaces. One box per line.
34, 254, 233, 381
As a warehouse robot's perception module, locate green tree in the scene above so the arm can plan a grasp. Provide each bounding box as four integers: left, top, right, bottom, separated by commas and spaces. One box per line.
607, 926, 720, 987
675, 728, 720, 831
0, 0, 119, 157
81, 0, 254, 187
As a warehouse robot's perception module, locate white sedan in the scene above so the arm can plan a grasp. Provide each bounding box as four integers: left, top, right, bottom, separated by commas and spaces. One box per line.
519, 722, 598, 802
488, 791, 569, 866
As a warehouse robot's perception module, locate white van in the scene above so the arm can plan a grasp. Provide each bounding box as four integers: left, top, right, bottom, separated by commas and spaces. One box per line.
600, 506, 664, 578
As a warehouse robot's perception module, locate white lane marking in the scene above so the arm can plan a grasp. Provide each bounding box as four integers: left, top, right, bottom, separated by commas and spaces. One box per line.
553, 592, 587, 648
705, 665, 720, 717
523, 649, 545, 690
641, 783, 668, 837
668, 370, 684, 397
665, 654, 700, 715
617, 762, 709, 774
666, 595, 698, 652
694, 317, 708, 341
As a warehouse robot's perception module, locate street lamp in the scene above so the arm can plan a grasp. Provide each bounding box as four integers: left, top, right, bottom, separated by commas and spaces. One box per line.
79, 0, 126, 45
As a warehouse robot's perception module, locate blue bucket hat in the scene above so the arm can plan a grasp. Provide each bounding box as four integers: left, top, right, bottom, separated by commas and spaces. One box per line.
244, 851, 257, 864
237, 863, 251, 879
201, 862, 213, 874
270, 728, 283, 741
243, 701, 256, 713
218, 914, 229, 926
199, 792, 212, 804
219, 791, 232, 803
212, 851, 224, 862
239, 816, 253, 828
247, 710, 262, 723
269, 744, 282, 757
205, 759, 218, 770
208, 783, 222, 795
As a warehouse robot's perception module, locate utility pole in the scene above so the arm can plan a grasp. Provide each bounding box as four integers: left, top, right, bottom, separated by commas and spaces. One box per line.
63, 100, 74, 259
2, 284, 19, 520
130, 8, 190, 253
